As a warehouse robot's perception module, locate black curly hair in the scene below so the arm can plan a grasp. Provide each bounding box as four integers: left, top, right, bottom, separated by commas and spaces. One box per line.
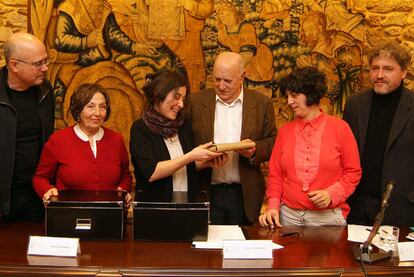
279, 67, 327, 106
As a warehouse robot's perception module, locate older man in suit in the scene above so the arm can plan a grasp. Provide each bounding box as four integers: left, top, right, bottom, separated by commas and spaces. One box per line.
343, 42, 414, 226
187, 52, 277, 225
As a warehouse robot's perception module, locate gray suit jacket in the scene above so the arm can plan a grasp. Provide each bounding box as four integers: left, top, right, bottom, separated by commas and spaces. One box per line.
343, 87, 414, 226
187, 88, 277, 223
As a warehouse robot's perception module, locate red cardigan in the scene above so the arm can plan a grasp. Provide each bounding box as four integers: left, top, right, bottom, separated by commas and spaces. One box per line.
33, 126, 131, 198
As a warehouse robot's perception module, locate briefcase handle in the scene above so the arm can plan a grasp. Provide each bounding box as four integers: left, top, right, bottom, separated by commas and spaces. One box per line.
75, 218, 91, 230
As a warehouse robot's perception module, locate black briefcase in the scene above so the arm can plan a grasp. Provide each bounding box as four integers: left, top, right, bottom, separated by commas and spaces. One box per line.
133, 191, 209, 241
45, 190, 126, 240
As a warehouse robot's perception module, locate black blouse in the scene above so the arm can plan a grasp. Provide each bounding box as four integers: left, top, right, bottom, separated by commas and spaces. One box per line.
129, 118, 199, 201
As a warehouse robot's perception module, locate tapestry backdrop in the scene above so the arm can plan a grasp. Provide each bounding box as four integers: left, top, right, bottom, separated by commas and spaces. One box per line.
13, 0, 411, 147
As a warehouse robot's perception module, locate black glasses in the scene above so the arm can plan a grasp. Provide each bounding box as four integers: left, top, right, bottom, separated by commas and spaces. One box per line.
13, 58, 50, 69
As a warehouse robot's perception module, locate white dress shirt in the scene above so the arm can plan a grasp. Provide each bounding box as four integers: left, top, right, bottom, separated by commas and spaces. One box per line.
211, 89, 243, 184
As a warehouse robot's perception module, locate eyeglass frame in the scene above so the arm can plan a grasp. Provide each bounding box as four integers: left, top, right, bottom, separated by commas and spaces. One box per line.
11, 57, 50, 69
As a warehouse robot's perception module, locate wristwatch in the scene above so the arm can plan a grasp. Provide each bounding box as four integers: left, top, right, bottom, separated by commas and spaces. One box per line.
248, 155, 256, 166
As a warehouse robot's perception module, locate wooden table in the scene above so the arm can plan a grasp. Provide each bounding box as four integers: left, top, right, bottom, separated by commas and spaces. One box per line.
0, 222, 412, 276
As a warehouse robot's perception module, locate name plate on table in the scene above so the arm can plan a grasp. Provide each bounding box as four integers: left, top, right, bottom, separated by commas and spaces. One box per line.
222, 240, 283, 259
27, 236, 80, 257
398, 242, 414, 262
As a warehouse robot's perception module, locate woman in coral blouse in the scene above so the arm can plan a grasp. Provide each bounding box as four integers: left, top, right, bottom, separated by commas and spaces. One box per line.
259, 67, 361, 227
33, 83, 132, 203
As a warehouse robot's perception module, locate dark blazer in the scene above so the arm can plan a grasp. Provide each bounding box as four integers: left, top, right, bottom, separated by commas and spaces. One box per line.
0, 67, 55, 216
343, 88, 414, 226
187, 88, 277, 223
129, 118, 199, 200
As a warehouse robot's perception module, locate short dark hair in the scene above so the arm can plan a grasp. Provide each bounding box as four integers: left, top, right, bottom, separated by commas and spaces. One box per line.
70, 83, 111, 122
3, 41, 12, 63
279, 67, 327, 106
143, 69, 188, 108
367, 42, 412, 70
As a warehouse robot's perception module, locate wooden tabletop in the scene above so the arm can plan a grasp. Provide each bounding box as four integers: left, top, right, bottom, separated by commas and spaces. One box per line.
0, 222, 412, 276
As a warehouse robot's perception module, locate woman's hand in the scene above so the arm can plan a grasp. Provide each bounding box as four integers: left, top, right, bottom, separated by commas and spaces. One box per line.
259, 208, 282, 228
308, 190, 331, 208
117, 188, 132, 208
43, 188, 58, 202
190, 142, 222, 161
205, 152, 229, 168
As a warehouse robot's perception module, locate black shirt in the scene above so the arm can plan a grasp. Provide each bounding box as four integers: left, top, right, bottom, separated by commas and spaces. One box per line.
359, 83, 403, 197
6, 86, 44, 221
7, 86, 42, 189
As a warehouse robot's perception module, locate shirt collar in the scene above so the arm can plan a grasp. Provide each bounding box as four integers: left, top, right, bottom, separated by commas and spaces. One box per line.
297, 110, 326, 131
74, 125, 104, 142
216, 87, 244, 106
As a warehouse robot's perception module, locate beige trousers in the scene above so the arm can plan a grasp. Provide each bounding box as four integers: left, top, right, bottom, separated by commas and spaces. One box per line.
280, 204, 347, 227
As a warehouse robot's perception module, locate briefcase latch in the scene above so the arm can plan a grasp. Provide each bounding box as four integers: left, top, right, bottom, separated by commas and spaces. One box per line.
75, 218, 92, 230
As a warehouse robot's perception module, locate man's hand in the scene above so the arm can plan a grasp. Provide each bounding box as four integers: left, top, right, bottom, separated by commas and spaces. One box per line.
235, 139, 256, 158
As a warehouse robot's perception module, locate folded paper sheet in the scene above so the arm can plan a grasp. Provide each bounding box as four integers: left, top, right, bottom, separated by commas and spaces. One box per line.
193, 225, 245, 249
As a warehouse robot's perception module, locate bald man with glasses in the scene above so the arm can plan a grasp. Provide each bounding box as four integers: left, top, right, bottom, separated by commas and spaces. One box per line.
0, 32, 55, 222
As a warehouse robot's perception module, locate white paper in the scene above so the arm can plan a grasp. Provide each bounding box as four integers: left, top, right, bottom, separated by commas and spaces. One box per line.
193, 225, 245, 249
27, 236, 80, 257
398, 242, 414, 261
347, 224, 373, 242
348, 224, 399, 252
222, 259, 273, 268
223, 240, 283, 259
27, 255, 79, 266
347, 224, 394, 242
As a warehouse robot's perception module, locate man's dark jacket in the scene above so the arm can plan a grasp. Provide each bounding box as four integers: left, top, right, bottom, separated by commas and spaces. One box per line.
343, 87, 414, 226
0, 67, 55, 216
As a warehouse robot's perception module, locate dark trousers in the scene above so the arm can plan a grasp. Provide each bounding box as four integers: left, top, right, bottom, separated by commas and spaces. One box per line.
347, 192, 380, 225
2, 189, 44, 222
210, 183, 248, 225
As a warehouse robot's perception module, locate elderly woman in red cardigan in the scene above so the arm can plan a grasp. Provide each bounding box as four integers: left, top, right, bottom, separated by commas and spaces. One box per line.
33, 83, 132, 204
